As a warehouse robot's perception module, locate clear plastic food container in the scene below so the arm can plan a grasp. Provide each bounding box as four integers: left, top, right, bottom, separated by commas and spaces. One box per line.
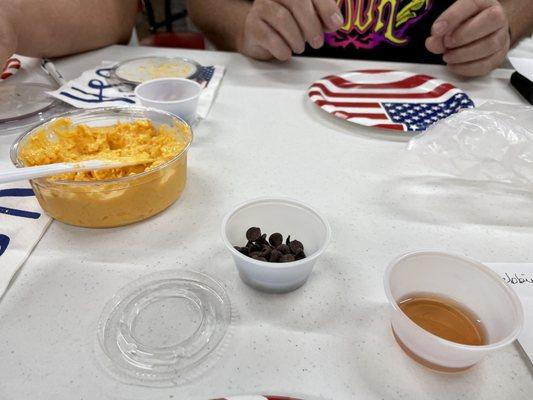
222, 197, 331, 293
384, 251, 523, 372
10, 107, 192, 228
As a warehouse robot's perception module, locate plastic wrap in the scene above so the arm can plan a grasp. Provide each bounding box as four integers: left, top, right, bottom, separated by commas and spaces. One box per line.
407, 102, 533, 188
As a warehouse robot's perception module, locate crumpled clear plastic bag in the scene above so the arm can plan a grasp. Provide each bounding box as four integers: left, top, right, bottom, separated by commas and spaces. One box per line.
407, 101, 533, 189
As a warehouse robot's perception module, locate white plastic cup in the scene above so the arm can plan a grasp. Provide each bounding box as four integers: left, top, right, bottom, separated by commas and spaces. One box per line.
384, 251, 524, 372
221, 197, 331, 293
134, 78, 201, 124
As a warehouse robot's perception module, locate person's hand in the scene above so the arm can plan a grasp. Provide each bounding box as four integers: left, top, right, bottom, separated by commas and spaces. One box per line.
237, 0, 343, 61
426, 0, 510, 77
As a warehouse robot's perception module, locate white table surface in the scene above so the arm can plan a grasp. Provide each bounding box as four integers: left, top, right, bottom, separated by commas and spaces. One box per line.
0, 45, 532, 400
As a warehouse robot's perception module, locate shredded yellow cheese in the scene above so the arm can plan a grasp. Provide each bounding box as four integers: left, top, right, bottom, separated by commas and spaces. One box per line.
20, 118, 189, 181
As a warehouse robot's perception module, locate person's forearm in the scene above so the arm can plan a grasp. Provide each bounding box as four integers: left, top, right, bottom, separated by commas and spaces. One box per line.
0, 9, 17, 64
1, 0, 137, 59
502, 0, 533, 44
187, 0, 251, 52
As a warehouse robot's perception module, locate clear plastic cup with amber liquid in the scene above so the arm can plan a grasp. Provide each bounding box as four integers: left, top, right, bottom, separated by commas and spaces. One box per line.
384, 251, 523, 372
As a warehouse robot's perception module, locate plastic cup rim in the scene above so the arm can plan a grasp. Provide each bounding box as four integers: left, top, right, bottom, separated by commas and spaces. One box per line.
383, 250, 525, 352
221, 196, 331, 269
134, 78, 202, 105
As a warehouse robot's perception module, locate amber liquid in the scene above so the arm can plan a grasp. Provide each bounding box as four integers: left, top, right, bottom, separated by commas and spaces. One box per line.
399, 294, 487, 346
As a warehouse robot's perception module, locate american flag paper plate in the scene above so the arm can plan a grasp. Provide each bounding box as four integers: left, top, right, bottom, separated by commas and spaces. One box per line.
308, 69, 474, 132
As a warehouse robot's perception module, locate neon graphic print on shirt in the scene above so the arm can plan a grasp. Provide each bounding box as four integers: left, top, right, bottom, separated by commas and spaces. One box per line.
325, 0, 432, 49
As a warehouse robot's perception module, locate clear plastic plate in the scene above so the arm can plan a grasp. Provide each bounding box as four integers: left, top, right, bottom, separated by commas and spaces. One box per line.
0, 83, 56, 122
0, 83, 70, 135
97, 270, 233, 386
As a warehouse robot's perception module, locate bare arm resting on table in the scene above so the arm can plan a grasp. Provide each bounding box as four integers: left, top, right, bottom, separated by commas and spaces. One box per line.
0, 0, 137, 66
189, 0, 533, 77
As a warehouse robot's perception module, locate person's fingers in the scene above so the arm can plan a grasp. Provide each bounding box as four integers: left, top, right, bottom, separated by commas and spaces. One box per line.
311, 0, 343, 32
431, 0, 499, 37
239, 33, 275, 61
447, 47, 507, 77
262, 0, 306, 54
277, 0, 324, 48
444, 4, 507, 49
250, 19, 293, 61
425, 35, 446, 54
443, 27, 509, 64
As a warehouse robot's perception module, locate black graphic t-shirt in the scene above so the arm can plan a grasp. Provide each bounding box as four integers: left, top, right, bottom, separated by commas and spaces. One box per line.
303, 0, 454, 64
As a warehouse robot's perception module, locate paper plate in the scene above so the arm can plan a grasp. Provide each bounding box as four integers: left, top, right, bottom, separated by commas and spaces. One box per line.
308, 69, 474, 132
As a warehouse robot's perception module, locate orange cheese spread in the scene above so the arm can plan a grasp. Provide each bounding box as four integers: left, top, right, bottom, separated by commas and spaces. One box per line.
19, 118, 188, 181
18, 117, 191, 228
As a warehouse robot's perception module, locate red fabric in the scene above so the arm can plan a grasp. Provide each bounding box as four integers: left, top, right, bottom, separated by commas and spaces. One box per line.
0, 57, 21, 81
140, 32, 205, 50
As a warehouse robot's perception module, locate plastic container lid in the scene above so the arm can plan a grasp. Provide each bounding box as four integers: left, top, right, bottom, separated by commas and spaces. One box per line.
0, 83, 70, 135
97, 270, 233, 386
0, 83, 56, 122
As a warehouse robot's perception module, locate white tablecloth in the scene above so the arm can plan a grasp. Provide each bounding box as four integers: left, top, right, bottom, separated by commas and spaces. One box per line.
0, 46, 532, 400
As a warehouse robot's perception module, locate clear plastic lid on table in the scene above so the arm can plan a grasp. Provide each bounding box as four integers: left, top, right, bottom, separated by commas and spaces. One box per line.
97, 270, 233, 387
0, 83, 71, 135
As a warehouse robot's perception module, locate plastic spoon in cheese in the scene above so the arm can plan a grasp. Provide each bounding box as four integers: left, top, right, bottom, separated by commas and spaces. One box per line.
0, 158, 152, 184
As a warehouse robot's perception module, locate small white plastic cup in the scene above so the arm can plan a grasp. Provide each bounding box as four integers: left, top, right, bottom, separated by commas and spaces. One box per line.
384, 251, 524, 372
221, 197, 331, 293
134, 78, 201, 124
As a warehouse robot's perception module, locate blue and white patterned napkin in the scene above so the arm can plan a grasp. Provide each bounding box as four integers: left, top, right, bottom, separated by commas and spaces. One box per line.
0, 171, 52, 298
47, 61, 225, 119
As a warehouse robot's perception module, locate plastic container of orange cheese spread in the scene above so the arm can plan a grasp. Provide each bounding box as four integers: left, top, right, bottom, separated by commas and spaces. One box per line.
10, 107, 192, 228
